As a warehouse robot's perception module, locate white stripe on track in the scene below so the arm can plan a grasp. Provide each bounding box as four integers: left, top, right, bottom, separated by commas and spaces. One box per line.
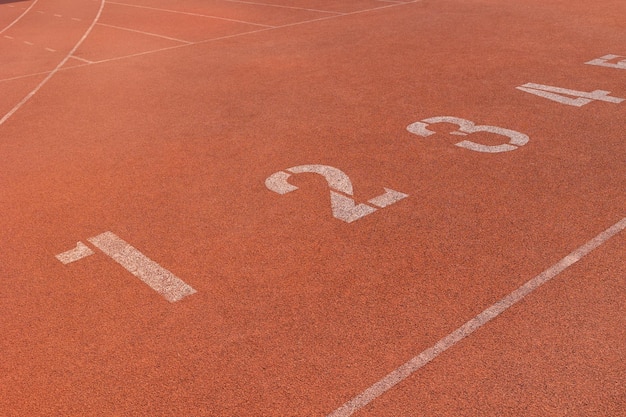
218, 0, 343, 15
328, 217, 626, 417
0, 0, 105, 127
97, 22, 193, 44
0, 0, 422, 85
105, 1, 275, 28
0, 0, 40, 35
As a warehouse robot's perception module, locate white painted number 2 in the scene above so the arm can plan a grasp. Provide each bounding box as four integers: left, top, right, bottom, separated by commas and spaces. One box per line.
406, 116, 529, 153
517, 83, 625, 107
265, 165, 408, 223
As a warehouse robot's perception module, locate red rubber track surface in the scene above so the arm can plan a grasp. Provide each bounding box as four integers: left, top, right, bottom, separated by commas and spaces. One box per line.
1, 0, 625, 415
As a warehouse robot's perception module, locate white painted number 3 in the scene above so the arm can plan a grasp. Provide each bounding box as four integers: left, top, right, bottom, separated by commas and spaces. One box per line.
406, 116, 529, 153
265, 165, 408, 223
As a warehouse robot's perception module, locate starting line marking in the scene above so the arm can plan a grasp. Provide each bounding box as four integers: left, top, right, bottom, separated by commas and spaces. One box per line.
328, 217, 626, 417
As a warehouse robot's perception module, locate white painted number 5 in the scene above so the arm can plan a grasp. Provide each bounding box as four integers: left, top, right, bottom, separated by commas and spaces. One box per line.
406, 116, 529, 153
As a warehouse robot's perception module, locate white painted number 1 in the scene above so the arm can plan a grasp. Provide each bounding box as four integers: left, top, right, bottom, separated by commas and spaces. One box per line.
56, 231, 196, 302
517, 83, 625, 107
265, 165, 408, 223
406, 116, 529, 153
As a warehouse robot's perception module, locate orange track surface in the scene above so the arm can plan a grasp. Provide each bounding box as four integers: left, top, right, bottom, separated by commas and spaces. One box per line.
1, 0, 624, 415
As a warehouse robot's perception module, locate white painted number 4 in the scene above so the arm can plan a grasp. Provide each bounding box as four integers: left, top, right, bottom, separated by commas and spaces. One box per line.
517, 83, 625, 107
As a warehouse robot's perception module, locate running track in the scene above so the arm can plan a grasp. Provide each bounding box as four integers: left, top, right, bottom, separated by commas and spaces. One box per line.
1, 0, 625, 415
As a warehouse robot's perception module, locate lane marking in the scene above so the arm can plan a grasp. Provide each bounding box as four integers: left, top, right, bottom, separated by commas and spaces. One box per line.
96, 22, 193, 44
105, 1, 275, 28
87, 232, 196, 303
0, 1, 421, 85
0, 0, 39, 35
328, 217, 626, 416
2, 34, 59, 53
0, 0, 105, 127
218, 0, 344, 15
83, 0, 421, 64
56, 242, 95, 264
70, 55, 94, 64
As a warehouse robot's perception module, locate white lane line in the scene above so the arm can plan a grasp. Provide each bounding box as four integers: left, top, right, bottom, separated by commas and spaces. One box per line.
0, 69, 58, 83
0, 0, 105, 127
71, 17, 82, 21
83, 1, 418, 64
4, 35, 14, 39
106, 1, 275, 28
328, 217, 626, 417
219, 0, 344, 15
53, 14, 62, 17
83, 27, 273, 64
23, 40, 34, 45
0, 0, 420, 84
45, 47, 56, 52
70, 55, 94, 63
87, 231, 197, 303
97, 22, 193, 44
56, 241, 95, 264
586, 54, 626, 70
0, 0, 39, 35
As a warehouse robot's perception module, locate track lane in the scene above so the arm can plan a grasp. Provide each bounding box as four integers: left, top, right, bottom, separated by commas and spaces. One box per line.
0, 0, 103, 126
1, 0, 624, 415
0, 0, 38, 35
353, 229, 626, 416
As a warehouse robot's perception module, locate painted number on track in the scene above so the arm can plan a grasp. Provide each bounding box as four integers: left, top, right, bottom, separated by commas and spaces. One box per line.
586, 54, 626, 70
265, 164, 408, 223
56, 231, 196, 302
406, 116, 529, 153
516, 83, 625, 107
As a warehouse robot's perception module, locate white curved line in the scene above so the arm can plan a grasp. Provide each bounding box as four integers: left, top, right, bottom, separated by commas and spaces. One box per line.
0, 0, 40, 35
0, 0, 106, 127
